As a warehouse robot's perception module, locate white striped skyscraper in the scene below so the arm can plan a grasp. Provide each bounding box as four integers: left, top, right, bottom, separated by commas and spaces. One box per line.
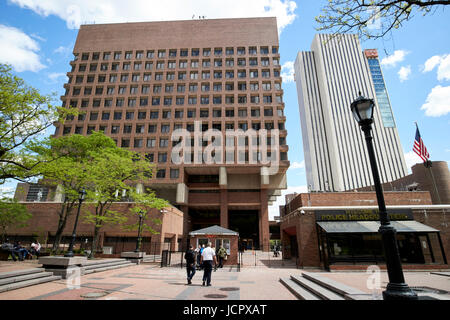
294, 34, 407, 192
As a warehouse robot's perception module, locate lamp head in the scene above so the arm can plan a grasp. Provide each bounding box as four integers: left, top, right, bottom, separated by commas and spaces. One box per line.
351, 91, 375, 125
79, 188, 86, 201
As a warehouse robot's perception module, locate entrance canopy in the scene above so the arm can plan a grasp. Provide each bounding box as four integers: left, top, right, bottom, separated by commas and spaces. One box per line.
317, 220, 439, 233
189, 225, 239, 236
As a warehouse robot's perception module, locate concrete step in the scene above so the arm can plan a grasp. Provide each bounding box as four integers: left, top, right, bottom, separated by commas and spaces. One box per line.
279, 277, 321, 300
290, 275, 345, 300
301, 272, 365, 299
0, 268, 45, 280
0, 275, 61, 293
82, 258, 125, 267
83, 259, 130, 270
0, 271, 54, 286
84, 262, 134, 274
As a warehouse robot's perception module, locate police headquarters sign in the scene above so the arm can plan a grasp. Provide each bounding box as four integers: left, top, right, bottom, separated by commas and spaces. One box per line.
315, 209, 413, 221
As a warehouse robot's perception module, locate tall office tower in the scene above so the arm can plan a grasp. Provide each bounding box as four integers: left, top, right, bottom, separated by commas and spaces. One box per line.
54, 17, 289, 250
294, 34, 407, 192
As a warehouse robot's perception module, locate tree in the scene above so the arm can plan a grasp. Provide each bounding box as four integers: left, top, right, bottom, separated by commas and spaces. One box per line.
122, 189, 170, 251
0, 197, 32, 242
0, 64, 76, 184
30, 132, 116, 254
82, 144, 166, 258
316, 0, 450, 41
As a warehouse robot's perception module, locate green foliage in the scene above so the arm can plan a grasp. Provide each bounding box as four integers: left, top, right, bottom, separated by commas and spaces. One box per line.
0, 64, 77, 183
316, 0, 450, 41
0, 197, 32, 242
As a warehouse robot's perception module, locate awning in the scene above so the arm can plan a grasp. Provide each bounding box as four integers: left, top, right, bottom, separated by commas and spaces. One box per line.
317, 220, 439, 233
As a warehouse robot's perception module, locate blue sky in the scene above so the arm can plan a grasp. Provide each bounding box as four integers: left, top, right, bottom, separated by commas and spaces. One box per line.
0, 0, 449, 218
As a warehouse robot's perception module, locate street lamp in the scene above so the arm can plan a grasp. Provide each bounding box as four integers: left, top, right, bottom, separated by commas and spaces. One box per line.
65, 188, 87, 257
135, 210, 144, 253
351, 92, 418, 300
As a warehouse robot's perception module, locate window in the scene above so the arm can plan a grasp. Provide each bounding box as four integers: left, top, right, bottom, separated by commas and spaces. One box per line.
169, 49, 177, 57
264, 108, 273, 116
260, 47, 269, 54
156, 61, 164, 69
63, 126, 71, 135
142, 85, 150, 94
121, 74, 129, 82
150, 111, 159, 119
226, 59, 234, 67
191, 60, 199, 68
238, 109, 247, 117
237, 47, 245, 55
101, 112, 110, 120
121, 139, 130, 147
225, 96, 234, 104
250, 70, 258, 78
166, 72, 175, 80
201, 83, 210, 92
153, 85, 162, 93
111, 125, 120, 134
249, 46, 257, 55
225, 109, 234, 117
213, 96, 222, 104
250, 82, 259, 91
190, 72, 198, 80
92, 53, 99, 60
178, 72, 186, 80
77, 113, 86, 122
159, 138, 169, 147
162, 111, 171, 119
202, 59, 211, 67
202, 71, 210, 80
90, 112, 98, 121
226, 70, 235, 79
125, 51, 132, 59
179, 60, 187, 68
152, 97, 160, 106
87, 75, 95, 83
147, 138, 156, 148
176, 97, 184, 105
115, 98, 124, 107
87, 126, 95, 134
148, 124, 156, 133
237, 58, 246, 66
109, 74, 117, 83
125, 111, 134, 120
114, 52, 121, 60
81, 53, 89, 60
238, 82, 247, 91
263, 95, 272, 103
189, 83, 198, 92
170, 169, 179, 179
130, 86, 138, 94
128, 98, 136, 107
158, 153, 167, 163
155, 73, 163, 81
200, 109, 209, 117
111, 63, 119, 71
143, 73, 151, 81
161, 124, 170, 133
203, 48, 211, 56
145, 62, 153, 70
138, 111, 146, 120
200, 96, 209, 105
140, 97, 148, 106
165, 84, 174, 92
238, 122, 248, 131
147, 50, 154, 58
93, 99, 101, 107
156, 169, 166, 179
74, 126, 83, 134
262, 69, 270, 78
214, 71, 222, 79
164, 97, 172, 106
175, 110, 184, 118
114, 112, 122, 120
262, 82, 271, 91
250, 95, 260, 103
237, 70, 246, 78
145, 153, 154, 162
123, 63, 130, 70
192, 48, 199, 56
213, 83, 222, 92
158, 50, 165, 58
214, 59, 222, 67
188, 96, 197, 105
187, 110, 196, 118
226, 47, 234, 55
177, 84, 185, 93
225, 83, 234, 91
134, 138, 143, 148
251, 108, 260, 117
168, 61, 176, 69
213, 109, 221, 117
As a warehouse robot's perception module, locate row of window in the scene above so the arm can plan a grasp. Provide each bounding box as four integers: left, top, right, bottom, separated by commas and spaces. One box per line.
68, 107, 284, 121
72, 57, 280, 72
67, 81, 282, 94
75, 46, 279, 61
61, 121, 287, 136
69, 69, 281, 83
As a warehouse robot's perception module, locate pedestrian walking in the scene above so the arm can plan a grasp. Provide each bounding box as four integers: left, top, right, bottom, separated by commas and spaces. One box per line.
217, 245, 227, 268
184, 245, 196, 285
200, 242, 217, 286
198, 244, 205, 270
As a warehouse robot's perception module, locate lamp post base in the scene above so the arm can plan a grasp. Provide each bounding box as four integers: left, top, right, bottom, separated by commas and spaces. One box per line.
383, 283, 418, 300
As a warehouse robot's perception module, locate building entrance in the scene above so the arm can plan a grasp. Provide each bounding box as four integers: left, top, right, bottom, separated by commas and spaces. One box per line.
189, 208, 220, 231
228, 210, 259, 249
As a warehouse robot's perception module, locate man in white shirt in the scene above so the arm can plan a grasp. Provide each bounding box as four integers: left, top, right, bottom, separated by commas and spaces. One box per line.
200, 242, 217, 286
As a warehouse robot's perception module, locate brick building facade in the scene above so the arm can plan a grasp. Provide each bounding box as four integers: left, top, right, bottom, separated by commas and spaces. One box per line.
280, 191, 449, 270
46, 17, 289, 251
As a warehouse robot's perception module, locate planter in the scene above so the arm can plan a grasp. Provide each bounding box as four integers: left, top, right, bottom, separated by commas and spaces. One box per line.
0, 250, 11, 261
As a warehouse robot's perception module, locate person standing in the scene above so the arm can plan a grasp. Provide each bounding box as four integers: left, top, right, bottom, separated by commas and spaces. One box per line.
200, 242, 217, 286
198, 244, 205, 270
184, 245, 196, 285
31, 240, 41, 258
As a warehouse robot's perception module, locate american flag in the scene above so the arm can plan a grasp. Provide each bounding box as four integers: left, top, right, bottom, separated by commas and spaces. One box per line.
413, 126, 429, 162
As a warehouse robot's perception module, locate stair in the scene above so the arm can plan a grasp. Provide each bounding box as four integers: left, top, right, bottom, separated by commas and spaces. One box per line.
142, 255, 161, 263
280, 272, 366, 300
0, 268, 61, 293
81, 258, 134, 274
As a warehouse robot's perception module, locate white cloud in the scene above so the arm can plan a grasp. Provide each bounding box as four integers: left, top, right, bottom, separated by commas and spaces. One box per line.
0, 24, 46, 72
54, 45, 71, 55
48, 72, 67, 82
281, 60, 295, 83
422, 54, 450, 81
10, 0, 297, 34
268, 185, 307, 220
404, 151, 420, 174
420, 85, 450, 117
380, 50, 409, 68
398, 65, 411, 82
290, 161, 304, 169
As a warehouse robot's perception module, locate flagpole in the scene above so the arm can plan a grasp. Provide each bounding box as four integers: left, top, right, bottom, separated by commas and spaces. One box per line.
416, 123, 441, 204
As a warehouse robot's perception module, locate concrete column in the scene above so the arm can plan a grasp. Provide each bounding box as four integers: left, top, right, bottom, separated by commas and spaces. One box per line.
171, 234, 178, 251
259, 189, 270, 251
260, 167, 270, 186
176, 183, 188, 204
220, 189, 228, 228
181, 205, 190, 249
136, 183, 144, 194
219, 166, 227, 186
54, 184, 64, 202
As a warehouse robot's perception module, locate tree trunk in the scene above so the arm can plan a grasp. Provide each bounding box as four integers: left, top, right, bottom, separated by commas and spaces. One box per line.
52, 201, 75, 254
90, 225, 101, 258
